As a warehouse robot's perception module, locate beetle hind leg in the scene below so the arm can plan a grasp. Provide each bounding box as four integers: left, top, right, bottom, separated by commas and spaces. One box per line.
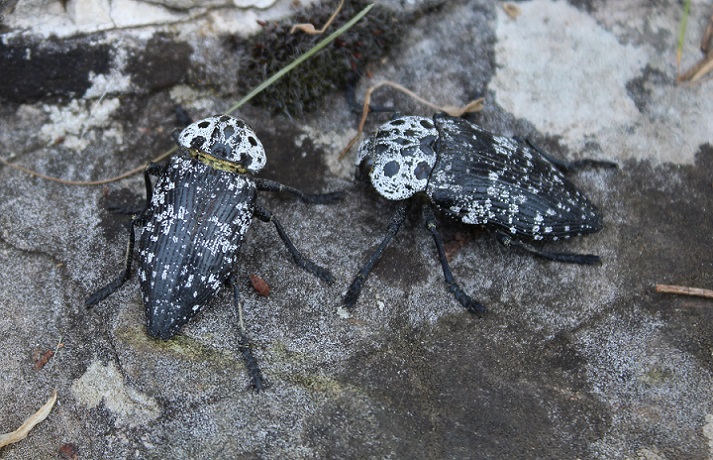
497, 233, 601, 265
423, 206, 488, 315
525, 140, 618, 172
230, 275, 264, 391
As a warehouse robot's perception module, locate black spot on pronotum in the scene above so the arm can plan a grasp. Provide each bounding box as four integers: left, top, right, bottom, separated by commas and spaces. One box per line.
191, 136, 205, 149
419, 119, 434, 130
383, 161, 400, 177
414, 161, 430, 180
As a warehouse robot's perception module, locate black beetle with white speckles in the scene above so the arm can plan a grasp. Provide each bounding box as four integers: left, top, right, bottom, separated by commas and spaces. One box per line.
87, 114, 342, 390
345, 113, 612, 313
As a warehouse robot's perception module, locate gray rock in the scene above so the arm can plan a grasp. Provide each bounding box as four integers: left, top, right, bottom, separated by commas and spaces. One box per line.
1, 0, 712, 458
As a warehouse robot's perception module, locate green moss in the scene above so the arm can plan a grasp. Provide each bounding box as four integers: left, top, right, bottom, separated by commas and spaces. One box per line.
641, 366, 674, 385
287, 373, 347, 394
115, 324, 235, 365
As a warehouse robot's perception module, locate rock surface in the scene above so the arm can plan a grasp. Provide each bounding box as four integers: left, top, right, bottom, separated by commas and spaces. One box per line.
0, 0, 712, 458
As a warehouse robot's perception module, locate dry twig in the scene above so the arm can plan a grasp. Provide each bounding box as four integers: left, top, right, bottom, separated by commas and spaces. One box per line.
339, 80, 484, 158
291, 0, 344, 35
655, 284, 713, 299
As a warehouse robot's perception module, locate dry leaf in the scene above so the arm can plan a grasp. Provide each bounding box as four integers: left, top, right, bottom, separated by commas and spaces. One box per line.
34, 350, 55, 370
503, 3, 521, 19
0, 390, 58, 448
250, 274, 270, 297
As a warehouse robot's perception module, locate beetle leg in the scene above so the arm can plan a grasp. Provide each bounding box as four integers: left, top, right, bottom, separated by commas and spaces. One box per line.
496, 232, 601, 265
343, 203, 408, 309
253, 205, 334, 283
86, 163, 161, 306
423, 206, 488, 315
254, 178, 344, 204
104, 163, 164, 215
85, 218, 138, 306
230, 275, 264, 392
524, 140, 618, 172
143, 162, 165, 205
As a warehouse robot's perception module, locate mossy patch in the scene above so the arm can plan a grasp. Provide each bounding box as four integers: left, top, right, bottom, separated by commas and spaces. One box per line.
234, 0, 444, 116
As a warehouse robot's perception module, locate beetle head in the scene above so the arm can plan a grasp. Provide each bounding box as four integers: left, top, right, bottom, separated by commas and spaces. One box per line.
178, 115, 267, 174
357, 116, 438, 201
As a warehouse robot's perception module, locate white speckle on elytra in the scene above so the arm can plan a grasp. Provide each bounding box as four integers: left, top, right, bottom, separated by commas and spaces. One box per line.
358, 114, 602, 242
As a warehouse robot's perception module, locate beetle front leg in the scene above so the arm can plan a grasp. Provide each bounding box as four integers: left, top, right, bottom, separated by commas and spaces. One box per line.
344, 203, 408, 309
423, 206, 487, 315
496, 233, 601, 265
253, 205, 334, 283
230, 275, 264, 391
254, 178, 344, 204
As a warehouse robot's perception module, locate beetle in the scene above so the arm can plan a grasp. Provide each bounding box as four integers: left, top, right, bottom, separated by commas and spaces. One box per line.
344, 112, 612, 313
86, 114, 342, 390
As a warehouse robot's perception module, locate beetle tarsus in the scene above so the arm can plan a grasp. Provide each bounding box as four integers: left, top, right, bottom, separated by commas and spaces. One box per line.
231, 277, 265, 391
85, 270, 129, 307
448, 284, 488, 315
343, 274, 366, 309
239, 333, 265, 391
